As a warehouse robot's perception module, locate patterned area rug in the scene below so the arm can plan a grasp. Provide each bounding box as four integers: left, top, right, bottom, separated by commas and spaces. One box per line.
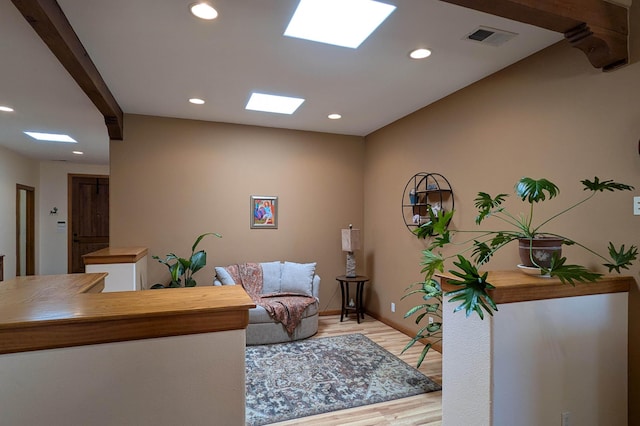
245, 333, 441, 425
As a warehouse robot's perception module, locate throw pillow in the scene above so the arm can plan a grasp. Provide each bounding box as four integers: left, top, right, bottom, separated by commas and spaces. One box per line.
214, 266, 236, 285
260, 261, 282, 294
280, 261, 316, 297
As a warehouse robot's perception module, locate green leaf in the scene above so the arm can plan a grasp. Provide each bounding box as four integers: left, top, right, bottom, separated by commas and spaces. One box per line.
430, 230, 451, 249
545, 255, 602, 285
444, 255, 497, 318
169, 262, 184, 283
474, 192, 508, 225
413, 209, 453, 240
581, 177, 634, 193
426, 304, 440, 313
419, 250, 445, 278
150, 283, 166, 289
472, 241, 492, 265
603, 243, 638, 273
190, 250, 207, 274
184, 277, 197, 287
191, 232, 222, 253
426, 322, 442, 333
432, 210, 454, 235
515, 177, 559, 203
416, 343, 432, 368
404, 304, 432, 318
401, 337, 420, 354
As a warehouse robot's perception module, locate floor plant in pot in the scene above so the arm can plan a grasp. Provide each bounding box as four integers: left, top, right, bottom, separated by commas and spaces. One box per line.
150, 232, 222, 289
403, 176, 636, 365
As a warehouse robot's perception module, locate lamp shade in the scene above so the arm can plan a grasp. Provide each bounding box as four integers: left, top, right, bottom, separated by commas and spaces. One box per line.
341, 227, 361, 252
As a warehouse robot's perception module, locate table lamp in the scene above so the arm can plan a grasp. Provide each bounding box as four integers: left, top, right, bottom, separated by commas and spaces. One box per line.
341, 224, 361, 278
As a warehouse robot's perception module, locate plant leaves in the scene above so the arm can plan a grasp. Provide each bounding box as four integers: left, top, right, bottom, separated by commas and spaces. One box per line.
419, 250, 445, 277
545, 255, 602, 285
581, 177, 634, 193
190, 250, 207, 274
169, 262, 184, 283
474, 192, 508, 225
416, 343, 432, 368
515, 177, 559, 203
404, 303, 433, 318
413, 209, 453, 240
191, 232, 222, 253
604, 243, 638, 273
444, 255, 497, 318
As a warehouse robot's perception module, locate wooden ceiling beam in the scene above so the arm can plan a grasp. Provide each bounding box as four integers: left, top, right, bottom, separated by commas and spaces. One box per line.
440, 0, 629, 71
11, 0, 124, 140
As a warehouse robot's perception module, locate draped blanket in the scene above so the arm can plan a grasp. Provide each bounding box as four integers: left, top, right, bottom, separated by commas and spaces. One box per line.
224, 263, 316, 336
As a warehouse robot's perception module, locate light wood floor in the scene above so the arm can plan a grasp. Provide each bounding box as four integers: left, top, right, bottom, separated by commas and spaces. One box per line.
270, 314, 443, 426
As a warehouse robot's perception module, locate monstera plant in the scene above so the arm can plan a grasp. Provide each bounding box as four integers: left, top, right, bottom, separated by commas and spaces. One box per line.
403, 176, 637, 366
150, 232, 222, 289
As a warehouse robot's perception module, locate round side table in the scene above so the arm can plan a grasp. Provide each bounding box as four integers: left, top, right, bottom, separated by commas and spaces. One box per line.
335, 275, 370, 323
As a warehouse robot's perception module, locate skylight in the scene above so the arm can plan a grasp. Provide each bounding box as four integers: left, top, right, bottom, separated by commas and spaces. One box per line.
284, 0, 396, 49
24, 131, 77, 143
246, 93, 305, 115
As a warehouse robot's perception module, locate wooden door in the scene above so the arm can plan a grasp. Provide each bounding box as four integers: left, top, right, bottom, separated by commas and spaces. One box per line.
68, 175, 109, 273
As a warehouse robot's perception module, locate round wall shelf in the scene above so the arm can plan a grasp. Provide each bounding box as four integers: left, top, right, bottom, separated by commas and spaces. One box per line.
402, 172, 454, 236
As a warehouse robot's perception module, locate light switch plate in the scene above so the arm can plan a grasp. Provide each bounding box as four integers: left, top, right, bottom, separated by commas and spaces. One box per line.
634, 196, 640, 216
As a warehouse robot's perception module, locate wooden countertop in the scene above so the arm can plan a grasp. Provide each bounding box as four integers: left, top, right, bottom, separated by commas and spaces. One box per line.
0, 274, 255, 355
83, 246, 148, 264
437, 270, 633, 304
0, 273, 106, 302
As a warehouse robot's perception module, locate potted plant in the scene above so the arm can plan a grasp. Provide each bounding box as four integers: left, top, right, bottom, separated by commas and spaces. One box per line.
150, 232, 222, 289
402, 176, 636, 366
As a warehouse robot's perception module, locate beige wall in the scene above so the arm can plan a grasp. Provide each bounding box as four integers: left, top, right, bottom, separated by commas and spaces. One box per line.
0, 330, 247, 425
364, 40, 640, 422
110, 114, 364, 311
0, 145, 39, 280
38, 161, 110, 275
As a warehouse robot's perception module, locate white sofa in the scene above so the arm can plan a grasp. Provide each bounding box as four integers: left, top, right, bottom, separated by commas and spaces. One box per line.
214, 261, 320, 345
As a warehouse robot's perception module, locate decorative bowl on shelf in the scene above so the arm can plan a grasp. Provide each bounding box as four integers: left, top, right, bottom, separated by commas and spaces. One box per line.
517, 264, 551, 278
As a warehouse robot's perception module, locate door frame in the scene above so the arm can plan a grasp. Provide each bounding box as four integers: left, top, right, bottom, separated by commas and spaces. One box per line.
16, 184, 35, 276
67, 173, 109, 273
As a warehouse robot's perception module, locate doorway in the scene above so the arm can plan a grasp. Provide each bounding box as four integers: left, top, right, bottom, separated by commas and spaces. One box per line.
68, 174, 109, 273
16, 184, 35, 276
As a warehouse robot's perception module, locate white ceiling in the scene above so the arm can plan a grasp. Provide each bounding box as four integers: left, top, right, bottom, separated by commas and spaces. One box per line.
0, 0, 563, 165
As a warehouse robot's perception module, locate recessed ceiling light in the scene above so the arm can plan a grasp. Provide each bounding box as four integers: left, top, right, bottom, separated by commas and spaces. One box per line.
328, 113, 342, 120
24, 131, 77, 143
72, 151, 84, 155
246, 92, 305, 115
0, 106, 14, 112
409, 48, 432, 59
190, 2, 218, 20
284, 0, 396, 49
189, 98, 205, 104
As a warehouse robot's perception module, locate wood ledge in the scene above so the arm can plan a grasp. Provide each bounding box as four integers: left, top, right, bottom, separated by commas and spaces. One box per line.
0, 276, 255, 354
438, 270, 634, 304
82, 247, 148, 265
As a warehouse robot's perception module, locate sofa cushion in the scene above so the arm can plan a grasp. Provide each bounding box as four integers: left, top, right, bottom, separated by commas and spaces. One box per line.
260, 261, 282, 294
214, 266, 236, 285
280, 261, 316, 297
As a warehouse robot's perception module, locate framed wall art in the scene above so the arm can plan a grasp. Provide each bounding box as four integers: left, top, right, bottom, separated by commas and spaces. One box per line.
251, 195, 278, 229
